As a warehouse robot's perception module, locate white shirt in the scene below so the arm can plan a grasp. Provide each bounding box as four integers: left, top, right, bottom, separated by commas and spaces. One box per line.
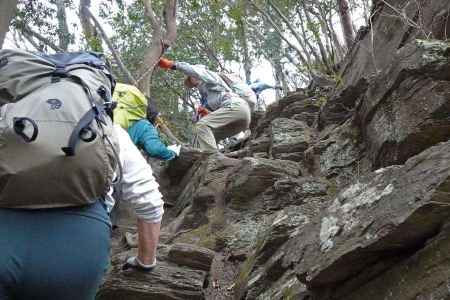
104, 125, 164, 223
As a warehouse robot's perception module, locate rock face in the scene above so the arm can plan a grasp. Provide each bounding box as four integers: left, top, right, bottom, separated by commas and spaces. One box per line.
98, 243, 212, 300
99, 0, 450, 299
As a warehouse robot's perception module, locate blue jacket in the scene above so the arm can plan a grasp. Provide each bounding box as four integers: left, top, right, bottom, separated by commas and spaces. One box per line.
249, 81, 275, 96
128, 119, 176, 161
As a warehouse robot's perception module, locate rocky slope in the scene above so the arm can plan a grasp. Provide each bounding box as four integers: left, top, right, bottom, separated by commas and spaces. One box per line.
99, 0, 450, 299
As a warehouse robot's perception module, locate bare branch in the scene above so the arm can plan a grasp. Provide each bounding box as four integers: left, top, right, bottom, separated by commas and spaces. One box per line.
83, 7, 137, 85
143, 0, 161, 29
79, 0, 93, 38
22, 32, 43, 51
22, 25, 62, 52
268, 0, 317, 61
249, 0, 312, 75
299, 3, 331, 70
196, 33, 227, 71
337, 0, 355, 49
159, 120, 183, 144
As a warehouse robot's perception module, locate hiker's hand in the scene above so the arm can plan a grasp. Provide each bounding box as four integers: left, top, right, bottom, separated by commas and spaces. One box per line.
158, 58, 175, 70
197, 106, 209, 118
122, 256, 156, 272
167, 144, 181, 156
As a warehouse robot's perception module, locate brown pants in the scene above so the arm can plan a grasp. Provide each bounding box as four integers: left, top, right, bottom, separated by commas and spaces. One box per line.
192, 98, 251, 151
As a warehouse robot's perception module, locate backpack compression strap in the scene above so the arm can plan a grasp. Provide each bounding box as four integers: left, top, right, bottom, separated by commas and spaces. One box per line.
52, 65, 110, 156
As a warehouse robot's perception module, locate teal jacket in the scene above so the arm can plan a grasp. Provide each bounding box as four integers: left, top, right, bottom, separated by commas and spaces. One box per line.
128, 119, 176, 161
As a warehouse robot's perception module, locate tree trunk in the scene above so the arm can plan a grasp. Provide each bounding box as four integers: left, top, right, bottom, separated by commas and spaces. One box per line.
82, 7, 136, 84
311, 6, 345, 62
250, 1, 312, 78
268, 0, 319, 68
0, 0, 18, 49
137, 0, 177, 96
79, 0, 102, 51
300, 4, 331, 72
337, 0, 355, 50
237, 3, 252, 82
272, 59, 287, 100
22, 25, 62, 52
55, 0, 70, 51
197, 32, 226, 71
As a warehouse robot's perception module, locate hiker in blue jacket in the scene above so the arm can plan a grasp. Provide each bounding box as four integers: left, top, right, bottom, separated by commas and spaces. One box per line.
127, 100, 180, 160
249, 79, 282, 99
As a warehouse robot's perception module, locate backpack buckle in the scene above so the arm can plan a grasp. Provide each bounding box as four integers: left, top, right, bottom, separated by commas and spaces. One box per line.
52, 65, 67, 83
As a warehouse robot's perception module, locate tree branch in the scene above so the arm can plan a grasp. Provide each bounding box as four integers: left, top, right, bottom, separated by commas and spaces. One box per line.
143, 0, 161, 29
249, 0, 312, 76
79, 0, 102, 51
268, 0, 317, 62
22, 31, 43, 51
196, 32, 227, 71
163, 0, 177, 47
83, 7, 137, 85
22, 25, 62, 52
55, 0, 70, 50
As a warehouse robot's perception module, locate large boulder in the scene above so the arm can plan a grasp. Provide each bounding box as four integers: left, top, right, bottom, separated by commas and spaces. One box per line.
98, 244, 210, 300
358, 39, 450, 168
318, 78, 368, 129
226, 157, 301, 209
167, 243, 216, 271
286, 140, 450, 292
343, 224, 450, 300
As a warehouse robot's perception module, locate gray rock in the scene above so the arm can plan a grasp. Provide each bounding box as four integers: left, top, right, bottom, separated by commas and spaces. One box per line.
168, 243, 216, 271
248, 134, 271, 154
256, 271, 308, 300
98, 247, 207, 300
359, 40, 450, 168
318, 120, 360, 176
262, 177, 329, 210
270, 118, 314, 158
234, 206, 310, 299
279, 98, 321, 120
343, 224, 450, 300
318, 78, 368, 129
226, 157, 300, 209
278, 90, 310, 111
283, 140, 450, 290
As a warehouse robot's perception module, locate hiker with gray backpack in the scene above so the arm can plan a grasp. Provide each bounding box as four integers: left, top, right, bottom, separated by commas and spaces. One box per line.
0, 49, 164, 300
158, 57, 256, 151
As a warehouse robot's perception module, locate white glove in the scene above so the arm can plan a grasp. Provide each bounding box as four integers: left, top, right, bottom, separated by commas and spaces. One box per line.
167, 144, 181, 156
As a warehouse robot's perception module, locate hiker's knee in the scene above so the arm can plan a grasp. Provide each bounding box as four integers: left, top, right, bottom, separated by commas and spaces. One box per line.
195, 121, 211, 134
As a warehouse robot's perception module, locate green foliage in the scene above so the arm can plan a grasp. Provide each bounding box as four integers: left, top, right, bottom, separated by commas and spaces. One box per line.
86, 36, 102, 52
8, 0, 363, 143
13, 0, 76, 51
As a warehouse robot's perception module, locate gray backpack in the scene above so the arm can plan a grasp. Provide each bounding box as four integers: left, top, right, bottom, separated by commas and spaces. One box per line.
219, 72, 257, 111
0, 49, 119, 208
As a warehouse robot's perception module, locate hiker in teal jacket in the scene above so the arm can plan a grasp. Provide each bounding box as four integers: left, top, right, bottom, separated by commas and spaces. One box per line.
127, 100, 178, 161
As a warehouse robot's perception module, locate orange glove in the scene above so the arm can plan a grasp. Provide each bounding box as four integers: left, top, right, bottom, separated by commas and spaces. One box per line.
197, 106, 209, 118
158, 58, 175, 70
